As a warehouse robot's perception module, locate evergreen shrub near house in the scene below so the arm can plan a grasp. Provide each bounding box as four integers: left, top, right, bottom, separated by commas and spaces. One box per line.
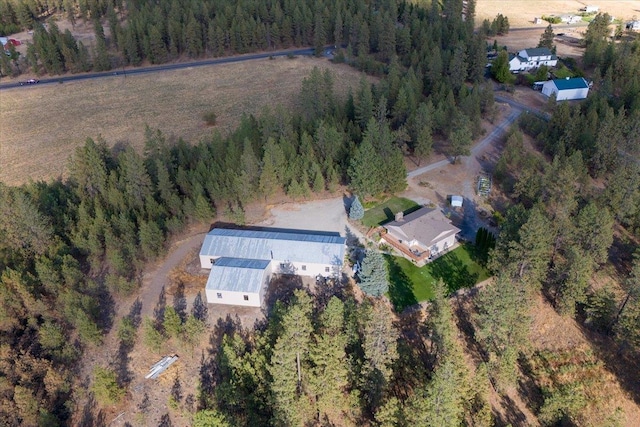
349, 195, 364, 220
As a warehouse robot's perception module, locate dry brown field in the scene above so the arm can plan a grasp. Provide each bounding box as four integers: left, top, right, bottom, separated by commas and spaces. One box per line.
0, 56, 370, 186
476, 0, 640, 28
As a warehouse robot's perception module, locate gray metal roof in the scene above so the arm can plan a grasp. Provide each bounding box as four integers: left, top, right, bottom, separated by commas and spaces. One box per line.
200, 228, 346, 265
206, 257, 270, 293
523, 47, 553, 57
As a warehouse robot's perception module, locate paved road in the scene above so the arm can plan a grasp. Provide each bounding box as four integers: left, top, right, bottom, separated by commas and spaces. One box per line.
407, 107, 523, 179
0, 47, 318, 90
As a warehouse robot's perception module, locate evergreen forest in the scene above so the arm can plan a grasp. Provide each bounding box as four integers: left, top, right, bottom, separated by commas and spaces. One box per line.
0, 1, 639, 426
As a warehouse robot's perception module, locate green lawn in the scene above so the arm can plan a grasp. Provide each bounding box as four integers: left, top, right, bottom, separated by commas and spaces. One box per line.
361, 197, 420, 227
386, 244, 490, 311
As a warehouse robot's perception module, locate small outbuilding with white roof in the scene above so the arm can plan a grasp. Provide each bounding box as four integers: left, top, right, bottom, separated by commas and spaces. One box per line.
200, 228, 346, 306
542, 77, 590, 101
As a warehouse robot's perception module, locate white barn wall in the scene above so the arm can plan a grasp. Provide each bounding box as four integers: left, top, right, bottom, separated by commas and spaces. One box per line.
274, 261, 337, 277
206, 270, 271, 307
556, 88, 589, 101
206, 289, 262, 307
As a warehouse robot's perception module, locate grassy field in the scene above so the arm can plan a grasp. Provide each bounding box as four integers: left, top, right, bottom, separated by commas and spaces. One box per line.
361, 197, 421, 227
0, 56, 371, 186
386, 244, 490, 311
475, 0, 639, 28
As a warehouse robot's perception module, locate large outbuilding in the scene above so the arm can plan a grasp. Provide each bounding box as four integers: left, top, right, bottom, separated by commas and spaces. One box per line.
542, 77, 590, 101
199, 228, 346, 307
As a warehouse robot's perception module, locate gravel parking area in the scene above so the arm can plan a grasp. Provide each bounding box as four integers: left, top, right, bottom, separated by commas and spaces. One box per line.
256, 196, 365, 240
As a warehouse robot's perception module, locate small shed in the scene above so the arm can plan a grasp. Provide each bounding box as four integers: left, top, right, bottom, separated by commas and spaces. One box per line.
451, 196, 463, 207
584, 5, 599, 13
542, 77, 590, 101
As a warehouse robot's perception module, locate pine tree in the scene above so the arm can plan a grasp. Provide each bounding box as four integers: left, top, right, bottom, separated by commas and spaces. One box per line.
268, 290, 315, 426
349, 195, 364, 220
361, 301, 399, 410
538, 24, 556, 51
358, 249, 389, 297
474, 275, 530, 390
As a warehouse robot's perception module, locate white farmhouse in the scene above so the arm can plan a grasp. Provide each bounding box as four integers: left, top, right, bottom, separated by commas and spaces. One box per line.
199, 228, 346, 307
584, 5, 599, 13
509, 48, 558, 73
542, 77, 590, 101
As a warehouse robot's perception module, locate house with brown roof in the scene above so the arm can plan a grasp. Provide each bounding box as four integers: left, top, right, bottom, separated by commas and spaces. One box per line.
381, 207, 460, 265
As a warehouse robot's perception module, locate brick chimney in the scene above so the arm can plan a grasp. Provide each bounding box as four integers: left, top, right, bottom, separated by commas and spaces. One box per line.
395, 211, 404, 221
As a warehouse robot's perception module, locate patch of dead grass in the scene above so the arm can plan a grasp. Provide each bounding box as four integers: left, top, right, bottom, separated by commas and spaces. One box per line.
476, 1, 640, 28
0, 56, 371, 185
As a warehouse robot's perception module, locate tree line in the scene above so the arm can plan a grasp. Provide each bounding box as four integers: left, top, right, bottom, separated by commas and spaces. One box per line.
0, 1, 498, 423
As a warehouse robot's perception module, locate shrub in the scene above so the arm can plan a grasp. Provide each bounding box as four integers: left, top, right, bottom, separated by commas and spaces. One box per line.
92, 367, 125, 405
542, 15, 562, 24
202, 111, 217, 126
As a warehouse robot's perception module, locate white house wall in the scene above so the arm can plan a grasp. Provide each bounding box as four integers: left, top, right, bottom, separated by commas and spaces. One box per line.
430, 235, 457, 256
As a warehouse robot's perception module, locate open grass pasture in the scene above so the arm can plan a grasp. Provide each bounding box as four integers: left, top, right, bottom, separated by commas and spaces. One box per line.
0, 56, 369, 186
386, 244, 490, 311
361, 197, 421, 227
475, 0, 639, 28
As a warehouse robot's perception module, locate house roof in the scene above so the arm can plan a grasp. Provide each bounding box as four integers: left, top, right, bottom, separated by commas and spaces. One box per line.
553, 77, 589, 90
200, 228, 346, 265
206, 257, 270, 293
385, 207, 460, 247
522, 47, 553, 57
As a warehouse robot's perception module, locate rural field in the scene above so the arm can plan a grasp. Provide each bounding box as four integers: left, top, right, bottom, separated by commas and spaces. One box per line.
0, 56, 369, 186
475, 0, 640, 28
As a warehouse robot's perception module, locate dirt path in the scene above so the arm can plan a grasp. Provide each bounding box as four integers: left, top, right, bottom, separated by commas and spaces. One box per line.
138, 228, 209, 318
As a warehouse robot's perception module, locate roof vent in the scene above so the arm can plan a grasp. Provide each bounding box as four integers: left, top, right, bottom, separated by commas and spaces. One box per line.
395, 212, 404, 221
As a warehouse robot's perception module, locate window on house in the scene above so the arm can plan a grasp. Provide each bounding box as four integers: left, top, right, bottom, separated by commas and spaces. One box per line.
302, 265, 307, 271
243, 295, 249, 301
280, 263, 286, 269
217, 293, 222, 299
325, 267, 330, 273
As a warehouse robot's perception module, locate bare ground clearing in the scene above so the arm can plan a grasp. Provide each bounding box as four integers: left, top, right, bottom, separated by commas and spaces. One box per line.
0, 56, 370, 185
476, 0, 640, 28
492, 27, 586, 59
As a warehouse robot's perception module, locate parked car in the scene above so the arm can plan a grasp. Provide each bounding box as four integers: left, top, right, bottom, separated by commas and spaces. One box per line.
19, 79, 39, 85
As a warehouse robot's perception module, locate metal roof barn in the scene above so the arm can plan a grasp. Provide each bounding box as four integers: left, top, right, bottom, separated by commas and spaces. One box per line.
206, 258, 270, 293
199, 228, 346, 266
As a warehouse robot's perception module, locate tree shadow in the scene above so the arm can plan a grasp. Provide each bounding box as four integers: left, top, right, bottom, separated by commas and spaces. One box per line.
385, 256, 418, 312
314, 275, 347, 311
493, 394, 529, 427
429, 252, 478, 293
154, 286, 166, 328
128, 298, 142, 328
173, 282, 187, 322
586, 331, 640, 407
383, 207, 393, 222
209, 314, 244, 355
390, 311, 431, 399
114, 339, 133, 387
262, 274, 304, 317
77, 393, 105, 427
93, 280, 116, 334
343, 193, 354, 214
